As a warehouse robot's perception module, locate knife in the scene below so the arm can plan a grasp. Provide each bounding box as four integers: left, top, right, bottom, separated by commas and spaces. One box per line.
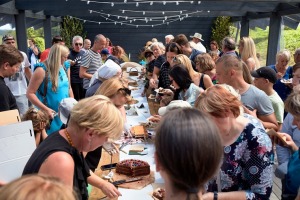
111, 177, 143, 186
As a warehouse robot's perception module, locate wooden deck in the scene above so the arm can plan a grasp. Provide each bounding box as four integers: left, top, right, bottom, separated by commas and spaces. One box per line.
271, 152, 282, 200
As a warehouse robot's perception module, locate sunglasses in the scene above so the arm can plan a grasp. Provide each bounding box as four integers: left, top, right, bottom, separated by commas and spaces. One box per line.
172, 57, 181, 64
75, 43, 83, 46
119, 88, 131, 96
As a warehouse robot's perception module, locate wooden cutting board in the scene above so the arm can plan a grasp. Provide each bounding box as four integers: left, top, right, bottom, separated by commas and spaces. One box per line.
113, 170, 155, 190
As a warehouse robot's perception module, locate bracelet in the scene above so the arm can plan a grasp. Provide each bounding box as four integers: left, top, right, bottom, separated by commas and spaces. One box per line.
213, 191, 218, 200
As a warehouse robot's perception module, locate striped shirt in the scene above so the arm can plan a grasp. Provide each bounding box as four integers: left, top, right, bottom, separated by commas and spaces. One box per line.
81, 49, 102, 89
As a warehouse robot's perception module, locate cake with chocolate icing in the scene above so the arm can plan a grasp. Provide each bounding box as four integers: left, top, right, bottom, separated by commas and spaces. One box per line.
116, 159, 150, 177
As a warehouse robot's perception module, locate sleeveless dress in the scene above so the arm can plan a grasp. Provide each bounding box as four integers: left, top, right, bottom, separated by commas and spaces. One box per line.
23, 132, 90, 200
34, 62, 70, 134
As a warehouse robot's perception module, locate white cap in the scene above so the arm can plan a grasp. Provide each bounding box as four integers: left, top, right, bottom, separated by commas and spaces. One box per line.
158, 100, 192, 116
58, 98, 78, 124
98, 59, 121, 80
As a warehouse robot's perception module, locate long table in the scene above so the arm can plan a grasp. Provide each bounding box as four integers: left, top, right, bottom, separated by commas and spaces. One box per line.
89, 75, 163, 200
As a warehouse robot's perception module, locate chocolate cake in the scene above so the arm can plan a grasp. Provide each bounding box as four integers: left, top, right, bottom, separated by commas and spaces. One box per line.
116, 159, 150, 177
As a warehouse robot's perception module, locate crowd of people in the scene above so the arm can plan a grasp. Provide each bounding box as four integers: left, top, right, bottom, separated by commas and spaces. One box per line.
1, 31, 300, 200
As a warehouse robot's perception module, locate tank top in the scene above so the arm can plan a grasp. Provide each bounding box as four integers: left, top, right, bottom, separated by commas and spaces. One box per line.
199, 73, 206, 90
22, 132, 90, 200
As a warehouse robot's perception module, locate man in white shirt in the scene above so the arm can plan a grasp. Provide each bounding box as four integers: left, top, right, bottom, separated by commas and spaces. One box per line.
190, 32, 206, 53
2, 35, 31, 115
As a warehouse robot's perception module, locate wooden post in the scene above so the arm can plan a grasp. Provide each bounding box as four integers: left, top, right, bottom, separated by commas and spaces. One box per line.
14, 10, 27, 53
43, 15, 52, 48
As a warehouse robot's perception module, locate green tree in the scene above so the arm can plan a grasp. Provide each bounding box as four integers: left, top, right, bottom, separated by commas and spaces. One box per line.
211, 16, 234, 48
60, 16, 86, 48
27, 27, 45, 51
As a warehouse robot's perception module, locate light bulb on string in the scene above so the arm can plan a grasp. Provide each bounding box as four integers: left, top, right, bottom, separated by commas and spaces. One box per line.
124, 0, 127, 2
111, 2, 114, 6
136, 25, 138, 28
84, 20, 86, 23
87, 1, 90, 4
143, 11, 145, 15
162, 11, 165, 15
125, 16, 128, 20
133, 19, 136, 21
163, 20, 165, 23
150, 18, 152, 21
190, 1, 193, 4
163, 1, 166, 5
136, 2, 139, 7
107, 14, 110, 17
130, 20, 132, 23
167, 22, 169, 25
176, 1, 179, 5
117, 16, 120, 19
106, 18, 108, 20
122, 10, 125, 13
165, 16, 167, 20
150, 1, 153, 5
114, 22, 117, 25
152, 25, 154, 27
121, 23, 123, 25
99, 22, 101, 24
89, 10, 92, 14
198, 1, 201, 4
207, 10, 210, 12
186, 14, 188, 17
180, 11, 182, 14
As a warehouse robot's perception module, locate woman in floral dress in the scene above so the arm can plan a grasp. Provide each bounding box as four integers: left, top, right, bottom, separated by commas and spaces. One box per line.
195, 84, 273, 200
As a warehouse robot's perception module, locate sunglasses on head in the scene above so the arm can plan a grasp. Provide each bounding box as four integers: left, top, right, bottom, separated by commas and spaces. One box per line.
172, 57, 181, 63
119, 88, 131, 96
75, 43, 83, 46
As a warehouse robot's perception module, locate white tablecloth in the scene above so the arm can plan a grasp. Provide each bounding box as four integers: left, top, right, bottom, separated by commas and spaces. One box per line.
118, 77, 164, 199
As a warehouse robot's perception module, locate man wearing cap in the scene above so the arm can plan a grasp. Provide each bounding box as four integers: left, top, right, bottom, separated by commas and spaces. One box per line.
190, 32, 206, 53
100, 48, 110, 62
80, 34, 106, 93
252, 66, 284, 130
0, 44, 24, 112
40, 35, 64, 62
68, 36, 85, 101
2, 35, 32, 115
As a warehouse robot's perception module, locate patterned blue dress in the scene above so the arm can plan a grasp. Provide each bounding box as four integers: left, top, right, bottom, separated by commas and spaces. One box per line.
35, 62, 70, 135
207, 116, 274, 200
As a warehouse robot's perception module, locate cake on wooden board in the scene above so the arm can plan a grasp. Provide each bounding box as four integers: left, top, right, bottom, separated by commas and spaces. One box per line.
116, 159, 150, 177
130, 125, 148, 138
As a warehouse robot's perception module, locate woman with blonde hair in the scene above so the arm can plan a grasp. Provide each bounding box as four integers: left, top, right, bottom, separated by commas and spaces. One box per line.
27, 44, 73, 134
85, 78, 131, 172
269, 49, 293, 101
195, 85, 273, 200
173, 54, 213, 90
238, 36, 260, 71
23, 95, 124, 200
195, 53, 217, 84
0, 175, 77, 200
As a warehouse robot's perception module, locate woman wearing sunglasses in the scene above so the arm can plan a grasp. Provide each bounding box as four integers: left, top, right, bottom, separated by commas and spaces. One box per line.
85, 78, 131, 172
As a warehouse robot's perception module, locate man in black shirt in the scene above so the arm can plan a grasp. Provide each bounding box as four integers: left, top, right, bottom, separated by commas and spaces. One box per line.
68, 36, 85, 100
0, 44, 24, 112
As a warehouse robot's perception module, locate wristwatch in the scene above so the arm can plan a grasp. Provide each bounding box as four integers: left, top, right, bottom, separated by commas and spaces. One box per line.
213, 191, 218, 200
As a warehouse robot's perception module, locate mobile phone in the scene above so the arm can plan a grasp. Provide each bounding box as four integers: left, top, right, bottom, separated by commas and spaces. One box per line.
101, 163, 117, 171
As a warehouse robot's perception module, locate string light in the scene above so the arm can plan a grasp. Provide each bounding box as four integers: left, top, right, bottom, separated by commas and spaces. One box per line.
70, 15, 188, 28
111, 2, 114, 6
82, 0, 200, 6
136, 2, 139, 6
